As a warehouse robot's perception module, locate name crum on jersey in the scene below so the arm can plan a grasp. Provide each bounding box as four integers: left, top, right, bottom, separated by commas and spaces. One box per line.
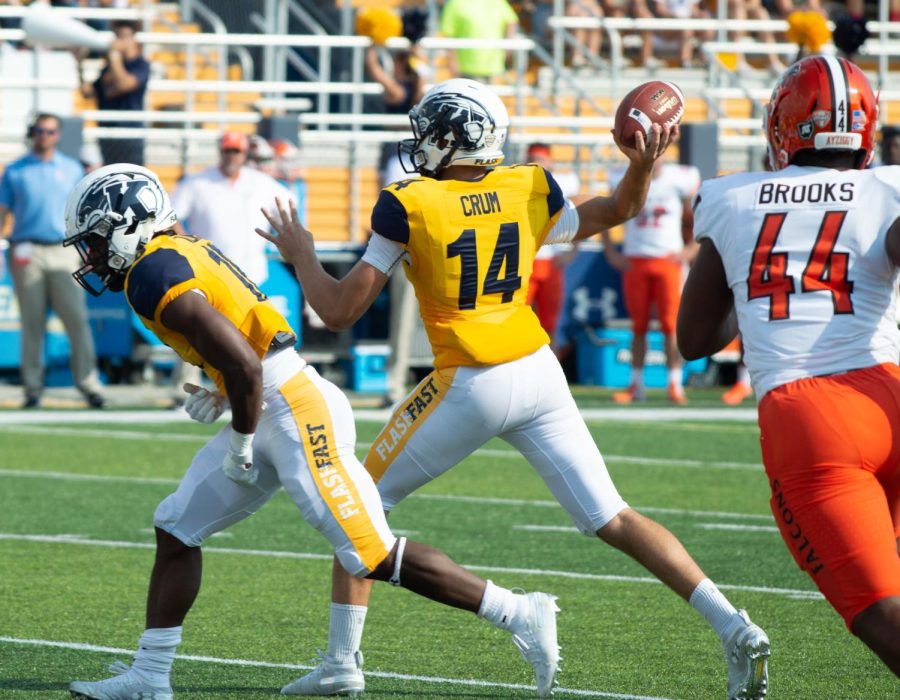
373, 377, 440, 460
757, 181, 855, 206
306, 423, 360, 520
460, 191, 500, 217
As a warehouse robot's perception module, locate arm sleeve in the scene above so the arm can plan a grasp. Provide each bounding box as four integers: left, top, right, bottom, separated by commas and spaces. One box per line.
361, 232, 408, 275
0, 169, 12, 208
126, 248, 198, 320
370, 190, 410, 244
129, 58, 150, 87
542, 199, 580, 244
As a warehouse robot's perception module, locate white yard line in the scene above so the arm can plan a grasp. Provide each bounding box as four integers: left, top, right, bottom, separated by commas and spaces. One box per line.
0, 532, 822, 601
517, 522, 781, 535
0, 468, 774, 521
0, 406, 758, 426
697, 523, 780, 533
0, 425, 764, 472
0, 635, 673, 700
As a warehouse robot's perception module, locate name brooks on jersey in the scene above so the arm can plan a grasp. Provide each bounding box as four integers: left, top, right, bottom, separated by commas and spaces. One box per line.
757, 181, 856, 208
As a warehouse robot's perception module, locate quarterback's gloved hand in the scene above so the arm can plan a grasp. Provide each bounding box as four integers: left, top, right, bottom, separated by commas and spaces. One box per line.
222, 430, 258, 485
183, 383, 228, 424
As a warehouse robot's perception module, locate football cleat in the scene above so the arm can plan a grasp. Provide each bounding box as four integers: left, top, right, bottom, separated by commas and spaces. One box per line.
69, 661, 172, 700
612, 384, 645, 405
281, 650, 364, 697
721, 383, 753, 406
723, 610, 770, 700
508, 592, 561, 698
667, 383, 689, 406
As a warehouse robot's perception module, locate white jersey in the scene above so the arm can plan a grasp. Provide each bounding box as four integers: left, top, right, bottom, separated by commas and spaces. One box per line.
170, 166, 293, 286
694, 165, 900, 399
609, 163, 700, 257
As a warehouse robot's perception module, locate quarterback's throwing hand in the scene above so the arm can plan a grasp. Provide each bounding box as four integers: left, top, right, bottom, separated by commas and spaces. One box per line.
613, 123, 678, 171
256, 197, 313, 267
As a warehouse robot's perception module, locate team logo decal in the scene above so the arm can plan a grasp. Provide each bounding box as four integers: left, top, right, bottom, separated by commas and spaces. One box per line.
797, 121, 814, 139
811, 110, 831, 128
851, 109, 867, 132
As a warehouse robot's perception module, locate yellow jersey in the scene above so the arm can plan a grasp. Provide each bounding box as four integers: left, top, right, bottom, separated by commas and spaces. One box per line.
371, 164, 566, 369
125, 234, 295, 393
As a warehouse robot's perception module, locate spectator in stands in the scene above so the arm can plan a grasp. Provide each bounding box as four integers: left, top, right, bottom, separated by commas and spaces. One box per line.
79, 0, 129, 33
0, 113, 105, 409
170, 131, 293, 288
79, 20, 150, 166
366, 44, 426, 187
726, 0, 788, 74
600, 151, 700, 405
525, 143, 580, 347
441, 0, 519, 82
641, 0, 713, 68
566, 0, 604, 67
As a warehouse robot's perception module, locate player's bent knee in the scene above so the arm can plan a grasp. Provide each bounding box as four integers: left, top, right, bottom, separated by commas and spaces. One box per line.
337, 550, 375, 578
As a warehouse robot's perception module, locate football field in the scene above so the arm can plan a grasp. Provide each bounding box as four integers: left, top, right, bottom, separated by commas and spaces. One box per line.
1, 398, 897, 699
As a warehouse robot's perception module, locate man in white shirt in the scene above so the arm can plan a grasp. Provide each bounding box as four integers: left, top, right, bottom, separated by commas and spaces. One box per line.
602, 154, 701, 404
171, 132, 292, 286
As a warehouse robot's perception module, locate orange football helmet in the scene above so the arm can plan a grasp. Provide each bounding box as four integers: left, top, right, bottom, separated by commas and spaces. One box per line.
765, 55, 877, 171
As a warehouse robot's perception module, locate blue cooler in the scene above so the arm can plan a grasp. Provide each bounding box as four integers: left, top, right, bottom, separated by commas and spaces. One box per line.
576, 327, 707, 388
349, 343, 390, 393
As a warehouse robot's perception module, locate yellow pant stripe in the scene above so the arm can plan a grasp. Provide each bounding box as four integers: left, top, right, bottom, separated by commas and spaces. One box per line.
364, 367, 457, 482
280, 371, 389, 573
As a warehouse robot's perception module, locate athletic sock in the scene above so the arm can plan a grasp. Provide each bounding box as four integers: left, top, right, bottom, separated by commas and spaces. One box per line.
327, 603, 368, 664
132, 626, 182, 685
477, 579, 521, 631
632, 372, 645, 394
668, 367, 683, 389
736, 365, 751, 387
689, 578, 739, 643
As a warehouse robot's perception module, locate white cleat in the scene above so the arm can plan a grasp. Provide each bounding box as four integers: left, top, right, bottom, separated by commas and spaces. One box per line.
69, 661, 173, 700
723, 610, 770, 700
281, 650, 365, 696
508, 592, 561, 698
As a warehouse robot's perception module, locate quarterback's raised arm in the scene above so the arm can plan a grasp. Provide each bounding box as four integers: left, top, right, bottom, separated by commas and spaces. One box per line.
574, 124, 676, 240
257, 198, 389, 331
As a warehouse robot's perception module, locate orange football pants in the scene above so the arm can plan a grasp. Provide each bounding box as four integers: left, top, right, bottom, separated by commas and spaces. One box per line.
621, 256, 682, 335
527, 258, 564, 337
758, 363, 900, 629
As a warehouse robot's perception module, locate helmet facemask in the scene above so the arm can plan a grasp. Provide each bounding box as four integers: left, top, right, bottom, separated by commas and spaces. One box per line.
64, 164, 177, 296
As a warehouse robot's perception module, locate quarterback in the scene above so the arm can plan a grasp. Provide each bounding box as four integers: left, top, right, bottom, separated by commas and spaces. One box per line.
63, 165, 561, 699
679, 55, 900, 679
259, 78, 770, 699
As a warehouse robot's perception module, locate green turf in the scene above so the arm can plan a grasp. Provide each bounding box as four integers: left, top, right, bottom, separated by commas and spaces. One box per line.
0, 412, 897, 699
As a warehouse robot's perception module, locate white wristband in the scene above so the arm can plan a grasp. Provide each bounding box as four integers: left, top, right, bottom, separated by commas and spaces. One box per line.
230, 430, 254, 455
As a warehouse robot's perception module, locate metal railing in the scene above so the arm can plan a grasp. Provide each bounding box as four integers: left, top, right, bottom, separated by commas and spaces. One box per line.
3, 4, 900, 239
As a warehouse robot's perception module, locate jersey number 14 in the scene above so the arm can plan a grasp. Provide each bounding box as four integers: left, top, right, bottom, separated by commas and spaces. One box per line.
748, 211, 854, 321
447, 223, 522, 310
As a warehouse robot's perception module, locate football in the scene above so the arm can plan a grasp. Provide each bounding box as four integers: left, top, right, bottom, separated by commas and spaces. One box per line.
613, 80, 685, 148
